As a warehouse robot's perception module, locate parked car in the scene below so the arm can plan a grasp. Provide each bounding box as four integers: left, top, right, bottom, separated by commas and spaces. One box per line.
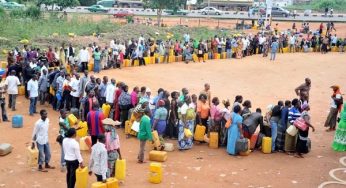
260, 7, 290, 17
164, 9, 188, 15
304, 9, 312, 16
97, 0, 115, 8
1, 1, 25, 9
113, 10, 134, 18
251, 6, 266, 15
200, 7, 223, 15
87, 5, 109, 13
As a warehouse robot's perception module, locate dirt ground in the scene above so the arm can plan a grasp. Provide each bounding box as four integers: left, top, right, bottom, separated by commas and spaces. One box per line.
0, 51, 346, 188
76, 14, 346, 38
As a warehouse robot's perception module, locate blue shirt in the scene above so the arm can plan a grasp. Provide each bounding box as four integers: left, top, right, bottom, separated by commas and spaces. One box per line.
99, 83, 107, 98
288, 107, 301, 125
271, 41, 279, 52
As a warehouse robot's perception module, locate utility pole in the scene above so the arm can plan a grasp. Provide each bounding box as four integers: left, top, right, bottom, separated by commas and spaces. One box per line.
265, 0, 272, 30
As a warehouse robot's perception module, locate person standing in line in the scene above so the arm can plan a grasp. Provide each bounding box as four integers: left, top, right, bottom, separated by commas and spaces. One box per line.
63, 128, 84, 188
58, 109, 70, 172
79, 46, 89, 72
105, 78, 116, 107
79, 70, 89, 98
102, 118, 122, 177
27, 74, 39, 116
98, 76, 108, 107
87, 102, 105, 146
88, 134, 108, 182
270, 38, 279, 61
5, 70, 20, 111
200, 83, 211, 106
69, 74, 80, 109
0, 77, 9, 122
31, 109, 55, 172
325, 85, 343, 132
137, 108, 153, 163
38, 69, 49, 105
93, 48, 102, 73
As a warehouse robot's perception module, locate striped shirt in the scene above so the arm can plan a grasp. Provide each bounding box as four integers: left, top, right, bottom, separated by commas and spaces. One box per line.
288, 107, 301, 125
87, 110, 105, 136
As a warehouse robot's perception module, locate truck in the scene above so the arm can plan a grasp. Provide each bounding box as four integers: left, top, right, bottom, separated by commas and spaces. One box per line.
115, 0, 144, 8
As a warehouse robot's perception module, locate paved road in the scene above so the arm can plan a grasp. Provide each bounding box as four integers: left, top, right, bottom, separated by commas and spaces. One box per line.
64, 6, 346, 22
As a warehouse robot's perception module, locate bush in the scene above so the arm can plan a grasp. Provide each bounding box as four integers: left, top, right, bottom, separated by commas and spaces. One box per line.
25, 6, 42, 19
9, 9, 26, 18
0, 7, 5, 18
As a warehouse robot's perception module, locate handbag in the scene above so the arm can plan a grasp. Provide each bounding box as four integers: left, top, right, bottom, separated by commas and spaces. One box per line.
286, 125, 298, 136
225, 118, 232, 128
293, 117, 308, 131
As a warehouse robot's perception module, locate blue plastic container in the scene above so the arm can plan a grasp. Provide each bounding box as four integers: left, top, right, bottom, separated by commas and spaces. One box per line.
12, 115, 23, 128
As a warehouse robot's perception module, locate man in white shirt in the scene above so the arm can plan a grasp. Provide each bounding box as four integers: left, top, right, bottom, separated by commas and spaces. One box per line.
69, 74, 80, 109
105, 79, 116, 106
27, 74, 39, 116
32, 109, 55, 172
5, 70, 20, 111
63, 128, 84, 188
258, 35, 265, 54
289, 34, 296, 53
88, 134, 108, 182
78, 47, 89, 72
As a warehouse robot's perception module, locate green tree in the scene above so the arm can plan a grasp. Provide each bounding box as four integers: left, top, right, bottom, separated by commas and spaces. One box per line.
55, 0, 80, 10
143, 0, 185, 27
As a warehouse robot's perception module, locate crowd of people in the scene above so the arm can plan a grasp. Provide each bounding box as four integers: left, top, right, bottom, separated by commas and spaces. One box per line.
0, 21, 345, 188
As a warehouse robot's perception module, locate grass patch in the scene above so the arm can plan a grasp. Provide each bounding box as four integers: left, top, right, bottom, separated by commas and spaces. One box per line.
0, 13, 119, 48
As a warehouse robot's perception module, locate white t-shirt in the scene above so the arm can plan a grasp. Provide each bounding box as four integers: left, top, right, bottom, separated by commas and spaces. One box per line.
5, 75, 20, 95
105, 84, 115, 104
69, 78, 80, 98
290, 36, 295, 45
180, 103, 189, 115
27, 79, 38, 98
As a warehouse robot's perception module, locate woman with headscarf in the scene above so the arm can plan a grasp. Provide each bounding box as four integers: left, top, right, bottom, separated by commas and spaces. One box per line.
102, 118, 122, 177
325, 85, 343, 131
153, 100, 168, 137
227, 105, 243, 155
178, 96, 195, 150
332, 103, 346, 151
295, 104, 315, 158
236, 38, 243, 59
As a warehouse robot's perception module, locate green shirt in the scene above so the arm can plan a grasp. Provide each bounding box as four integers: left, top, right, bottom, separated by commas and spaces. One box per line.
93, 51, 101, 60
137, 115, 153, 141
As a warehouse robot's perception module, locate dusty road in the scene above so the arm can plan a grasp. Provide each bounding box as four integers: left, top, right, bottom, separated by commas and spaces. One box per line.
0, 52, 346, 188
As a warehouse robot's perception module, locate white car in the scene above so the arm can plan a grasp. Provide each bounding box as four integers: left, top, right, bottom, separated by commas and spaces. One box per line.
200, 7, 223, 15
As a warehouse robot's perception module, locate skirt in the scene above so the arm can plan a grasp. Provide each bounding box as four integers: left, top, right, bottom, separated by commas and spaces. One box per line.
332, 120, 346, 151
324, 107, 338, 129
296, 135, 309, 154
178, 120, 194, 150
219, 119, 228, 146
155, 120, 167, 136
275, 122, 287, 151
